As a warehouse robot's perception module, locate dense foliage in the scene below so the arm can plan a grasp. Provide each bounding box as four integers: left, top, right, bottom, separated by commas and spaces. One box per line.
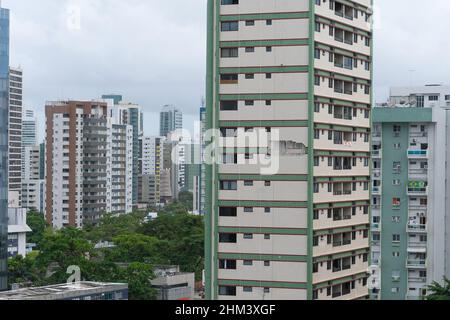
7, 204, 204, 300
427, 278, 450, 300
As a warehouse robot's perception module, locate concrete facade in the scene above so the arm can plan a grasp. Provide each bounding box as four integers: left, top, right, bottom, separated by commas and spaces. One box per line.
206, 0, 372, 300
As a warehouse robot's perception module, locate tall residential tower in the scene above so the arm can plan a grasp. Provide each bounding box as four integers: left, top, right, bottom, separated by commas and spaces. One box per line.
205, 0, 372, 300
370, 85, 450, 300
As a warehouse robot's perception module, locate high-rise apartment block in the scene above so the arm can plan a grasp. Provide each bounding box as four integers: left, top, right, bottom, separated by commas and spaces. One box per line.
205, 0, 372, 300
139, 136, 165, 207
104, 96, 143, 206
106, 123, 133, 215
0, 4, 10, 291
370, 85, 450, 300
8, 66, 23, 207
22, 107, 37, 148
160, 105, 183, 137
45, 101, 109, 228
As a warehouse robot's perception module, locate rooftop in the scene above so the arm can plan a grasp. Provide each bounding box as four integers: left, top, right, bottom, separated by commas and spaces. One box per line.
0, 282, 128, 300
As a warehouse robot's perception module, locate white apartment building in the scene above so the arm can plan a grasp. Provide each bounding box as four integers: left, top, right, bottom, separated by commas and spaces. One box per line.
22, 144, 45, 213
371, 85, 450, 300
7, 208, 31, 257
206, 0, 372, 300
8, 66, 23, 206
106, 122, 133, 215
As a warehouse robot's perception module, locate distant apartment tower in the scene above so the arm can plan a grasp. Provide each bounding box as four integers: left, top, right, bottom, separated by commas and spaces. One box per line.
104, 95, 143, 206
22, 144, 45, 213
160, 105, 182, 137
8, 66, 23, 207
22, 107, 37, 147
205, 0, 372, 300
140, 136, 165, 207
199, 106, 206, 215
0, 4, 10, 291
106, 123, 133, 214
370, 85, 450, 300
45, 101, 108, 228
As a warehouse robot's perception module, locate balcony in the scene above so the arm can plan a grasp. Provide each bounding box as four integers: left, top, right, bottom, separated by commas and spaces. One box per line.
408, 242, 427, 252
372, 186, 381, 195
407, 149, 428, 159
372, 150, 382, 158
408, 276, 427, 283
409, 168, 428, 176
407, 224, 427, 233
406, 259, 427, 269
407, 186, 428, 196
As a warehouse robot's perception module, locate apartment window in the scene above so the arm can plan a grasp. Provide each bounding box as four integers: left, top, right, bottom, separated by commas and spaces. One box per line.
219, 233, 237, 243
266, 100, 272, 106
219, 286, 236, 296
221, 21, 239, 32
220, 74, 238, 84
222, 0, 239, 4
264, 207, 271, 213
429, 95, 439, 101
243, 234, 253, 239
245, 73, 254, 79
393, 179, 400, 186
266, 46, 272, 52
221, 48, 238, 58
266, 19, 272, 25
393, 143, 401, 149
245, 20, 255, 26
243, 260, 253, 266
220, 180, 237, 190
393, 234, 401, 243
265, 181, 271, 187
244, 180, 254, 186
244, 207, 254, 213
219, 259, 237, 269
243, 287, 253, 293
220, 100, 238, 111
245, 47, 255, 53
315, 22, 321, 32
264, 261, 271, 267
392, 216, 401, 223
392, 198, 401, 208
445, 95, 450, 101
245, 100, 254, 106
219, 207, 237, 217
315, 48, 321, 59
315, 76, 320, 86
266, 73, 272, 79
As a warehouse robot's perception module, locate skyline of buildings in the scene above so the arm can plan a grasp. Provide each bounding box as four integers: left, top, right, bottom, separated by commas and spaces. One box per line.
2, 1, 450, 302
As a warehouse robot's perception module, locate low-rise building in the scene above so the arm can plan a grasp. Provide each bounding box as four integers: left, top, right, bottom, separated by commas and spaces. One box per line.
151, 265, 195, 300
7, 208, 31, 257
0, 282, 128, 300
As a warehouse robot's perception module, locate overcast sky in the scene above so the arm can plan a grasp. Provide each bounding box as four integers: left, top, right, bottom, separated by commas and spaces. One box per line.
4, 0, 450, 140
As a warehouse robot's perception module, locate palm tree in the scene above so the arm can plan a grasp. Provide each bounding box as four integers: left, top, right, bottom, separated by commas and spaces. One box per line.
427, 277, 450, 300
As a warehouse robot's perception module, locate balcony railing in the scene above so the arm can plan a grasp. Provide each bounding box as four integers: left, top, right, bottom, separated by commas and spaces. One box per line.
407, 149, 428, 159
407, 224, 427, 233
406, 259, 427, 268
407, 187, 428, 196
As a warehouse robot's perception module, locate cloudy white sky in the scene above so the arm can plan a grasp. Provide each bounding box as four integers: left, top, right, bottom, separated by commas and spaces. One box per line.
3, 0, 450, 140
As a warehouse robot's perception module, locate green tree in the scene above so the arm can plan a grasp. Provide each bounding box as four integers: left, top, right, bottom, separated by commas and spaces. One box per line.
35, 227, 93, 284
140, 213, 204, 279
84, 211, 147, 243
7, 252, 44, 287
105, 234, 161, 263
119, 262, 156, 300
427, 277, 450, 300
178, 191, 193, 211
26, 210, 49, 246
